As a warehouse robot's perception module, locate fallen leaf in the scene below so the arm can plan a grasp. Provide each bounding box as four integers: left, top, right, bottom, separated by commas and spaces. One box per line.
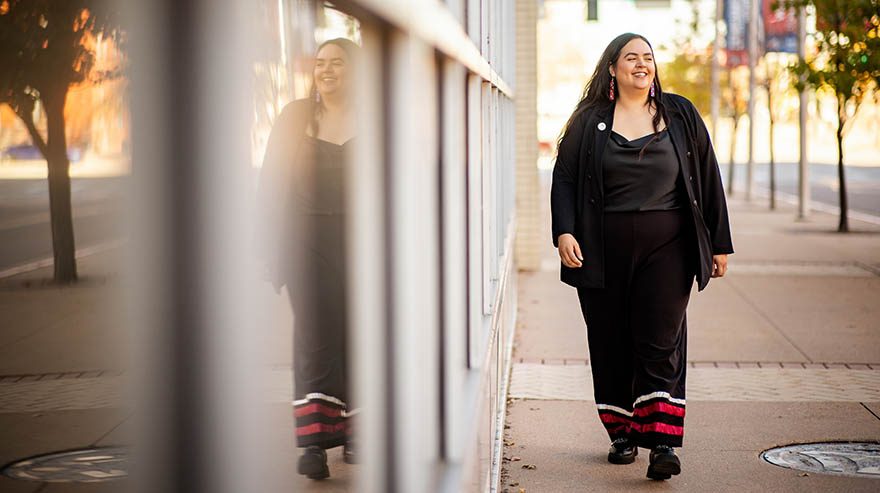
512, 456, 521, 461
509, 481, 519, 487
799, 472, 809, 477
522, 464, 537, 470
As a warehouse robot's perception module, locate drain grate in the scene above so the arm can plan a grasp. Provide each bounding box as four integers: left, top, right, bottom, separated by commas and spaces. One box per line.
2, 446, 129, 482
762, 442, 880, 478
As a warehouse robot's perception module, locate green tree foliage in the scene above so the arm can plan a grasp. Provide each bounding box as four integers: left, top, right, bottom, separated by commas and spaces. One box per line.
0, 0, 123, 281
781, 0, 880, 232
658, 0, 747, 195
661, 48, 714, 115
658, 0, 713, 114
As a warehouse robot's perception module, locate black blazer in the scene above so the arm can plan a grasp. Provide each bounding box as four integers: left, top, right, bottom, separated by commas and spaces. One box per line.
256, 99, 313, 288
550, 93, 734, 291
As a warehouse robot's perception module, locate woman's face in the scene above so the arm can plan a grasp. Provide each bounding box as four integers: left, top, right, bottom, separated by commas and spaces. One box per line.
314, 43, 350, 97
609, 38, 655, 93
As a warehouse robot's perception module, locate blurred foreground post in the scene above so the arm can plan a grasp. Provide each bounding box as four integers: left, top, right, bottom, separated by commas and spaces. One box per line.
126, 0, 273, 491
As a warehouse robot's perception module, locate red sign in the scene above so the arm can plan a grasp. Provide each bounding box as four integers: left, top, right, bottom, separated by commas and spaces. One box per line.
764, 0, 798, 53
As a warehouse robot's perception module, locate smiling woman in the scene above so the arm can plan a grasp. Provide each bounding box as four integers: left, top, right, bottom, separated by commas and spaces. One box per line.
257, 36, 360, 481
551, 32, 733, 482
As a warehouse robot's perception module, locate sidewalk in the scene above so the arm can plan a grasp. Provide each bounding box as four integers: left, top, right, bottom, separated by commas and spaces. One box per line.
0, 249, 353, 492
2, 181, 879, 492
501, 183, 880, 491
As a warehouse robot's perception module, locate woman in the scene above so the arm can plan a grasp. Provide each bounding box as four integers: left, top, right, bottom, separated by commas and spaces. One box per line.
551, 33, 733, 480
258, 38, 359, 480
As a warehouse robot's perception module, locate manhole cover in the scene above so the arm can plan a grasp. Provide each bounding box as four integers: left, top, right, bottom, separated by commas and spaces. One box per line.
2, 446, 129, 482
762, 442, 880, 478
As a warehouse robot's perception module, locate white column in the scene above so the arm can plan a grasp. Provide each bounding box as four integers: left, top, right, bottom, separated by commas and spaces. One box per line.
350, 24, 391, 493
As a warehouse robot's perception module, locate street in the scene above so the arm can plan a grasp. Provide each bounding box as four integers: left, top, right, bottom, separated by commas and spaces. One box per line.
728, 162, 880, 217
0, 178, 126, 275
2, 163, 879, 277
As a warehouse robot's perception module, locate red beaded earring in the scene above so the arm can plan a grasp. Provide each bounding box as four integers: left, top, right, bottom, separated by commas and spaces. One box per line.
609, 77, 615, 101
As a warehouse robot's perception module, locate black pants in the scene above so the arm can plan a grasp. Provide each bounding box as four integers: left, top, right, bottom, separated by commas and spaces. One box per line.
577, 209, 695, 448
287, 213, 350, 449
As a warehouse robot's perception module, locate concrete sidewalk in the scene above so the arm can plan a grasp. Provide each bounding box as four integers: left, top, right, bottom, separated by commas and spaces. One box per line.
1, 180, 879, 493
0, 249, 354, 491
501, 184, 880, 491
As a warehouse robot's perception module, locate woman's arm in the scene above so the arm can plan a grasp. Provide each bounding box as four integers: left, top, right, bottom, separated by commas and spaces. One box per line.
550, 113, 584, 248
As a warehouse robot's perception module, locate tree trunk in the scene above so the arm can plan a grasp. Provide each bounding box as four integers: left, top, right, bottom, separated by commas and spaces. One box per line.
836, 92, 849, 233
43, 86, 78, 282
768, 81, 776, 210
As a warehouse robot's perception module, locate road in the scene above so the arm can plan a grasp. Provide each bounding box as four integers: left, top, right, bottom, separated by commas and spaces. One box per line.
1, 163, 878, 276
727, 162, 880, 217
0, 177, 126, 275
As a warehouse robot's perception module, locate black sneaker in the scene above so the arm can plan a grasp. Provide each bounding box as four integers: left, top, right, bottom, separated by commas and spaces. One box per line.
646, 445, 681, 480
607, 438, 638, 464
298, 446, 329, 480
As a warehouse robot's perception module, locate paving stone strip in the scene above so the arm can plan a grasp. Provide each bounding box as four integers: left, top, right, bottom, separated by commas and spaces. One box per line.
724, 260, 878, 277
4, 363, 880, 413
0, 370, 122, 383
0, 369, 296, 413
514, 358, 878, 369
509, 363, 880, 402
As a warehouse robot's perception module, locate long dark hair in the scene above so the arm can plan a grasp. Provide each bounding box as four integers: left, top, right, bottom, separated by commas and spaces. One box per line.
307, 37, 359, 137
557, 33, 668, 155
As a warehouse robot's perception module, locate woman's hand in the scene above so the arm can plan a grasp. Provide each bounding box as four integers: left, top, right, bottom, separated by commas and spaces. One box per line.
557, 234, 583, 268
711, 254, 728, 278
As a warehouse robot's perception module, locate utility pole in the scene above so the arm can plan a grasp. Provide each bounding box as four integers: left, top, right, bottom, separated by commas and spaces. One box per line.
746, 0, 758, 201
711, 0, 721, 145
797, 5, 810, 219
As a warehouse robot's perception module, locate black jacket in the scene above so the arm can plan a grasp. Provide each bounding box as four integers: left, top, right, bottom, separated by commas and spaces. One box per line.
550, 93, 734, 291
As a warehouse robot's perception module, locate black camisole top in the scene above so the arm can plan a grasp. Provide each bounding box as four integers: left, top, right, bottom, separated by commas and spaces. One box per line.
602, 129, 683, 212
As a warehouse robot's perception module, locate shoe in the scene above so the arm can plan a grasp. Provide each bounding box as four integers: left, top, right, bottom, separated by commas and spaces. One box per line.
298, 446, 329, 480
646, 445, 681, 480
343, 441, 358, 464
607, 438, 638, 464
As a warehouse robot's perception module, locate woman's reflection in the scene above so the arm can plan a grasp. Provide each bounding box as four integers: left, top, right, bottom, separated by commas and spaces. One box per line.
259, 37, 359, 480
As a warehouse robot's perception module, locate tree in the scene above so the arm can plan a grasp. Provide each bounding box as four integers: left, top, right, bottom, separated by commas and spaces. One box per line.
0, 0, 123, 282
658, 0, 747, 195
762, 58, 781, 210
660, 0, 712, 115
724, 67, 749, 196
782, 0, 880, 232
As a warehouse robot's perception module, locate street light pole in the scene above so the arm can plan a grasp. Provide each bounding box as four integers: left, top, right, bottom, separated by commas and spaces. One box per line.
746, 0, 758, 201
711, 0, 721, 145
797, 6, 810, 219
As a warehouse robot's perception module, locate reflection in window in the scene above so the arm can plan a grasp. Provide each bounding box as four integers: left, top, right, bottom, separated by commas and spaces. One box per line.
252, 0, 361, 486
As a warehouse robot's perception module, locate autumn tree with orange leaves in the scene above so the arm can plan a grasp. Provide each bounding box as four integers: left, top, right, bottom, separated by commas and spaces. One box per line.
0, 0, 123, 282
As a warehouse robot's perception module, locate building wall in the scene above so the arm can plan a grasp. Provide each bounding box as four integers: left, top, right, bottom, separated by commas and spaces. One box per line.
324, 1, 525, 491
127, 1, 530, 491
